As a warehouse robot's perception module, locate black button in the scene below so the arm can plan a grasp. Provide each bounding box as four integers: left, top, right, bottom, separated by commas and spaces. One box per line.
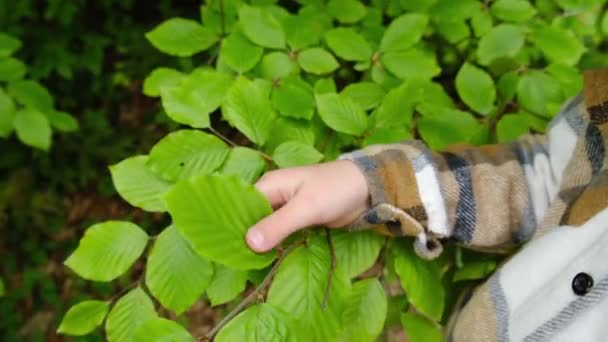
572, 272, 594, 296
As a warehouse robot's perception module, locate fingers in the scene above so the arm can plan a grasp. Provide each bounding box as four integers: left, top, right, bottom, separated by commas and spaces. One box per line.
246, 193, 315, 252
254, 169, 305, 209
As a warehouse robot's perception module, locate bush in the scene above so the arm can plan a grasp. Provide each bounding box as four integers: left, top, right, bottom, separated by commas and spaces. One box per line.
58, 0, 608, 341
0, 32, 78, 150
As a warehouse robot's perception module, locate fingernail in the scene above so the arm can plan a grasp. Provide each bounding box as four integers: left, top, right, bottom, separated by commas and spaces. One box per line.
246, 229, 265, 250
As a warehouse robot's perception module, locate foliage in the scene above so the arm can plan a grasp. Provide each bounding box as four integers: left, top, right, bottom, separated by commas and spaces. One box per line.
0, 1, 201, 340
57, 0, 608, 341
0, 32, 78, 150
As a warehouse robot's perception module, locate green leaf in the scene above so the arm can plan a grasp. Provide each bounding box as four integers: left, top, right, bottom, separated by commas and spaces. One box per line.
0, 57, 26, 81
161, 69, 233, 128
314, 78, 337, 94
143, 68, 184, 97
430, 0, 480, 20
201, 2, 239, 36
372, 81, 421, 129
327, 0, 367, 24
315, 93, 368, 135
363, 127, 412, 146
546, 63, 583, 99
454, 260, 497, 282
239, 5, 285, 49
0, 33, 21, 57
471, 10, 493, 37
491, 0, 536, 22
496, 113, 529, 142
216, 304, 295, 342
221, 31, 264, 73
146, 226, 214, 314
106, 288, 157, 342
220, 147, 266, 183
435, 19, 470, 44
222, 77, 276, 145
602, 11, 608, 36
14, 109, 52, 151
267, 236, 351, 342
147, 130, 229, 182
325, 28, 372, 62
340, 279, 387, 342
264, 116, 315, 152
381, 47, 441, 80
371, 64, 401, 89
64, 221, 148, 282
207, 264, 249, 306
47, 111, 78, 132
400, 0, 435, 12
110, 155, 173, 212
401, 313, 443, 342
341, 82, 386, 111
419, 81, 455, 109
133, 318, 192, 342
164, 175, 276, 270
533, 25, 584, 65
0, 278, 4, 297
392, 241, 445, 320
258, 52, 297, 80
333, 230, 383, 278
58, 301, 109, 336
284, 11, 327, 50
0, 89, 16, 138
477, 24, 525, 65
455, 63, 496, 115
380, 14, 428, 52
146, 18, 218, 57
497, 71, 519, 102
273, 141, 324, 168
418, 107, 480, 150
523, 111, 549, 133
297, 48, 339, 75
517, 70, 563, 116
271, 76, 314, 120
8, 80, 53, 111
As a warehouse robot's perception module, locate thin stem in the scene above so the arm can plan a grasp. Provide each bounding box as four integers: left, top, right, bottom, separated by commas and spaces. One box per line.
202, 240, 305, 341
219, 0, 226, 37
318, 130, 334, 154
375, 237, 390, 280
259, 150, 274, 162
207, 126, 273, 162
208, 126, 238, 147
321, 229, 336, 309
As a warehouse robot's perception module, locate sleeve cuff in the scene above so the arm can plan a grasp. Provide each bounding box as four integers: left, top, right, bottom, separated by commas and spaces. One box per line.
339, 143, 446, 259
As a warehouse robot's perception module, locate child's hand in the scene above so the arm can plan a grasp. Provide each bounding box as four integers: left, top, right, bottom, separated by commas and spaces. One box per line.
246, 160, 370, 252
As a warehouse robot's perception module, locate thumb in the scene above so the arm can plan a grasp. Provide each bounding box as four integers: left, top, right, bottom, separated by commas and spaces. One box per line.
246, 194, 315, 252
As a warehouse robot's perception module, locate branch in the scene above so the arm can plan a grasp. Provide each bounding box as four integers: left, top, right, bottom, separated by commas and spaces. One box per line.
321, 229, 336, 309
201, 241, 304, 341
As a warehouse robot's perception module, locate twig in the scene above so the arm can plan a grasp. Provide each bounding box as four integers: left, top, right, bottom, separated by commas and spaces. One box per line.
321, 229, 336, 309
208, 126, 238, 147
202, 240, 305, 341
258, 150, 274, 163
207, 126, 274, 162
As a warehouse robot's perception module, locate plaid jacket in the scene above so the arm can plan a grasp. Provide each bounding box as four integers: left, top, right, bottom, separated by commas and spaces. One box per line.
342, 69, 608, 341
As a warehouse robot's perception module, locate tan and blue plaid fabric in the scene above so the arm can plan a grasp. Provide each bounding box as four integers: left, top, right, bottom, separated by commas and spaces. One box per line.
342, 69, 608, 341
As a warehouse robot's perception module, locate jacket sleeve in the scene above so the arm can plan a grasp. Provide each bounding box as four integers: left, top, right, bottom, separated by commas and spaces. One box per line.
340, 91, 591, 259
